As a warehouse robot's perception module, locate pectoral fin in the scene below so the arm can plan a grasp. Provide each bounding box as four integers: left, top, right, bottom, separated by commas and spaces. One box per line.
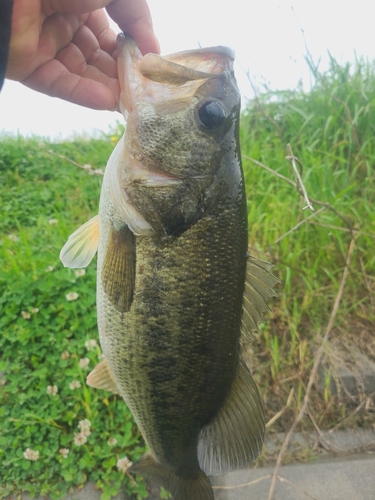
197, 359, 265, 476
60, 215, 99, 269
102, 224, 136, 313
86, 359, 121, 394
241, 254, 279, 341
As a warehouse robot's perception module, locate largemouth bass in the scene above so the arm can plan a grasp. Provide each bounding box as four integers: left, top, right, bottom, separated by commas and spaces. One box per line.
60, 34, 278, 500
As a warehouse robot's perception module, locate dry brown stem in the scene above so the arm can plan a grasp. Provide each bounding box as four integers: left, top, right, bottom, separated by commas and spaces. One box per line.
267, 237, 356, 500
48, 150, 104, 176
274, 206, 326, 244
244, 154, 355, 237
327, 390, 375, 434
308, 407, 345, 453
309, 221, 375, 239
212, 473, 272, 490
243, 155, 296, 187
277, 476, 320, 500
266, 387, 295, 429
286, 143, 314, 211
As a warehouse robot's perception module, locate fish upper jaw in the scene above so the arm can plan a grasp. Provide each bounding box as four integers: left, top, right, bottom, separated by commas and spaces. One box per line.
116, 33, 236, 117
117, 34, 142, 116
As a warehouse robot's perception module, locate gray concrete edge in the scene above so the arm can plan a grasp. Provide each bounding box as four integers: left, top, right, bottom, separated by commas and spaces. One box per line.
4, 428, 375, 500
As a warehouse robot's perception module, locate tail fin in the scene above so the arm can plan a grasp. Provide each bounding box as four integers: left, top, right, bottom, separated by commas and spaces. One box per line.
130, 452, 214, 500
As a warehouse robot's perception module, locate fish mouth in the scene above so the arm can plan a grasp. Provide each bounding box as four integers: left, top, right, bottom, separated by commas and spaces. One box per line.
111, 35, 237, 235
134, 174, 211, 187
116, 33, 235, 116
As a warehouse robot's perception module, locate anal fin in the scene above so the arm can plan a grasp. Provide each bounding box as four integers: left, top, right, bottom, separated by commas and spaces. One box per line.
86, 359, 121, 394
197, 359, 265, 476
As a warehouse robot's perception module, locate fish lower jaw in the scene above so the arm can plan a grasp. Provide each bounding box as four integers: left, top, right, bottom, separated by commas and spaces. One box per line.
128, 173, 212, 187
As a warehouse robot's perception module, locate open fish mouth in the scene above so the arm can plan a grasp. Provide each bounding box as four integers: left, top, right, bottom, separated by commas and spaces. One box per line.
103, 34, 239, 236
134, 173, 211, 186
116, 33, 235, 116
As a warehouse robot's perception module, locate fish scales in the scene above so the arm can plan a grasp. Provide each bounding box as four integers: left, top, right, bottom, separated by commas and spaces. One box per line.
97, 198, 247, 471
60, 34, 279, 500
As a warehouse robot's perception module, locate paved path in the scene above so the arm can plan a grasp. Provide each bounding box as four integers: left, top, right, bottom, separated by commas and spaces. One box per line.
212, 452, 375, 500
8, 452, 375, 500
6, 429, 375, 500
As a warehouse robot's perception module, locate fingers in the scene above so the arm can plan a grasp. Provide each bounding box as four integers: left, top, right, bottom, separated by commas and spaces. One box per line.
106, 0, 160, 55
45, 0, 160, 54
84, 10, 118, 56
68, 22, 118, 78
56, 42, 117, 86
23, 58, 119, 110
7, 12, 87, 81
7, 0, 43, 76
121, 20, 160, 56
8, 0, 160, 110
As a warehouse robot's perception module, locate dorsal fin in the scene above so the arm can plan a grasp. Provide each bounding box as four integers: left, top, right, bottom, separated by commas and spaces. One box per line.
241, 254, 279, 341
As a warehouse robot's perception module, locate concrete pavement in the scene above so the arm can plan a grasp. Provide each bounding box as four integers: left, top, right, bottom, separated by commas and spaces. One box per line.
212, 452, 375, 500
5, 429, 375, 500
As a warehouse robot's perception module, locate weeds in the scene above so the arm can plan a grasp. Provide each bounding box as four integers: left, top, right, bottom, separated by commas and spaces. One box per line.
241, 54, 375, 499
0, 133, 148, 500
1, 56, 375, 499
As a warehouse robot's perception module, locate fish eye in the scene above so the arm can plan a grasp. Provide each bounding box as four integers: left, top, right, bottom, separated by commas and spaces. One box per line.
197, 101, 226, 129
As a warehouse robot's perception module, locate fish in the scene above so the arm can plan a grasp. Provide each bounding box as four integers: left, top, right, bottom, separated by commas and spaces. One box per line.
60, 34, 278, 500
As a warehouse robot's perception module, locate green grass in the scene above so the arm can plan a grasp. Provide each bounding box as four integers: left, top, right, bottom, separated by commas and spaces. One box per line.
0, 131, 150, 500
1, 57, 375, 498
241, 54, 375, 437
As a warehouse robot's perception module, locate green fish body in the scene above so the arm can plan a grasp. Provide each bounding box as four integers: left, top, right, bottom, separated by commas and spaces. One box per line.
60, 35, 278, 500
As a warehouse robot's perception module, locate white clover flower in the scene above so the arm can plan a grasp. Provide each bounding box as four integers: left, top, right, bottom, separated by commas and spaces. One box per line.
117, 456, 132, 473
0, 379, 5, 386
74, 269, 86, 277
48, 218, 58, 225
46, 266, 54, 272
66, 292, 79, 301
23, 448, 39, 461
69, 380, 81, 390
78, 419, 91, 429
79, 358, 90, 370
61, 350, 70, 360
78, 419, 91, 434
7, 234, 18, 242
59, 448, 69, 458
21, 311, 31, 320
46, 385, 58, 396
107, 437, 117, 446
85, 339, 98, 351
73, 432, 87, 446
31, 307, 39, 313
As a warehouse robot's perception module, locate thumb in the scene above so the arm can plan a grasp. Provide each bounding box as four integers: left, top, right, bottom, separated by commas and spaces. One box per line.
106, 0, 160, 55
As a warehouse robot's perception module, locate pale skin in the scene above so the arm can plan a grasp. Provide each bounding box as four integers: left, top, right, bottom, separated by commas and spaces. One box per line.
6, 0, 160, 110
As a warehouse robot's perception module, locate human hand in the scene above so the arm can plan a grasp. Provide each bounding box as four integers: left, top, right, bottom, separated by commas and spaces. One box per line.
6, 0, 159, 110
